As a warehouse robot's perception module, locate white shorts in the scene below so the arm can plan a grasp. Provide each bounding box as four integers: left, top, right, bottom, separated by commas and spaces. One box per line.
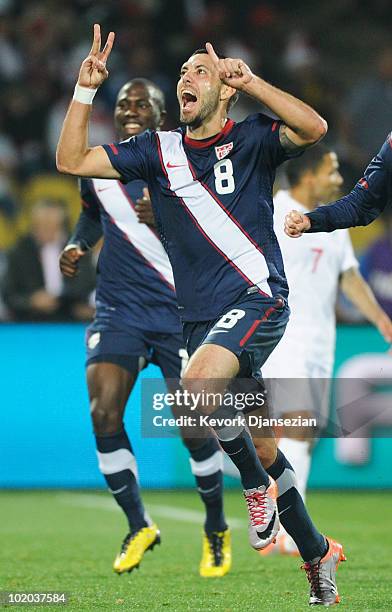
262, 340, 332, 429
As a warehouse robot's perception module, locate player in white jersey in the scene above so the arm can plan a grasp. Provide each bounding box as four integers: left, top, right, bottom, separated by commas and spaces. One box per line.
257, 144, 392, 556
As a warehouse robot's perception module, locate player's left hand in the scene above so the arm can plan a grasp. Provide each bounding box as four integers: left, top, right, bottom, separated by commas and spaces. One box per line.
376, 312, 392, 344
206, 42, 254, 91
135, 188, 156, 226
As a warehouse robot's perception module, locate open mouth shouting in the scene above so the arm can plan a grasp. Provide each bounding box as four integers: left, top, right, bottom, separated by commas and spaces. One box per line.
181, 89, 198, 114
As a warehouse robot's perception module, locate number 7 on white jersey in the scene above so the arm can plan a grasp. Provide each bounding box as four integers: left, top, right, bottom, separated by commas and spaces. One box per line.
311, 247, 324, 273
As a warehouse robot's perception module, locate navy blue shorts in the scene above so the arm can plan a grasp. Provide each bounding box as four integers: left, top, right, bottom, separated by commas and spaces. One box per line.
86, 320, 187, 381
183, 292, 289, 379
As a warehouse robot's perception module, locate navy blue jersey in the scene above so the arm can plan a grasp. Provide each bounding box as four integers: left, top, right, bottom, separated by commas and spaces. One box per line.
307, 135, 392, 232
79, 178, 181, 333
103, 114, 296, 322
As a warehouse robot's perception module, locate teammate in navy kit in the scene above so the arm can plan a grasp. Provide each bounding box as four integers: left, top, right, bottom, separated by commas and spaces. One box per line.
57, 25, 345, 605
285, 133, 392, 235
59, 78, 231, 578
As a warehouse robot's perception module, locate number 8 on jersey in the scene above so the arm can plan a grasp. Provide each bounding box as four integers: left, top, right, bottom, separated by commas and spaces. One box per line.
214, 159, 235, 195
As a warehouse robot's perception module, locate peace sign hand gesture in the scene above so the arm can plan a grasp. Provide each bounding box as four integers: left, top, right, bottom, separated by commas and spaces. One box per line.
78, 24, 115, 89
206, 42, 254, 91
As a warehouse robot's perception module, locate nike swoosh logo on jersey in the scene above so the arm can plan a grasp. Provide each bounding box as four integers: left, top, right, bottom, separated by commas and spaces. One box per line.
97, 187, 112, 192
256, 510, 277, 540
209, 329, 228, 334
167, 161, 187, 168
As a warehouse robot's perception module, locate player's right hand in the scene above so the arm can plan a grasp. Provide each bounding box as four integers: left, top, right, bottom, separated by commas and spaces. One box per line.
77, 24, 115, 89
376, 312, 392, 344
284, 210, 311, 238
59, 245, 85, 277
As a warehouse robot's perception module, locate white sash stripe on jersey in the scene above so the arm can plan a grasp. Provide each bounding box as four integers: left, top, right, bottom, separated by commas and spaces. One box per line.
92, 179, 175, 290
157, 132, 272, 296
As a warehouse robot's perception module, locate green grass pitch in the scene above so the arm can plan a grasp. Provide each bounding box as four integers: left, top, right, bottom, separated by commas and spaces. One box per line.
1, 490, 391, 611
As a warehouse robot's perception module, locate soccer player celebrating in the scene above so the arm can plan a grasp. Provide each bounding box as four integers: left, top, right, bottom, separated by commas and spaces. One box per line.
257, 145, 392, 556
59, 79, 231, 578
57, 25, 345, 605
284, 133, 392, 236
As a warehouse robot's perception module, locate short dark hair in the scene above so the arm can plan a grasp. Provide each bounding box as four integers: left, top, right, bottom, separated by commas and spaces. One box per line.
191, 48, 227, 60
286, 144, 333, 187
118, 78, 166, 113
189, 48, 239, 112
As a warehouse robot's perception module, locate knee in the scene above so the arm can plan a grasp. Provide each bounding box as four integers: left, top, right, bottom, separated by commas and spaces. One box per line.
181, 371, 212, 416
90, 389, 124, 435
182, 365, 207, 388
182, 363, 233, 416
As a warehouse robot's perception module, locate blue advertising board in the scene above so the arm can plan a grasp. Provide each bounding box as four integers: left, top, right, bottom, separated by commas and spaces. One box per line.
0, 324, 390, 488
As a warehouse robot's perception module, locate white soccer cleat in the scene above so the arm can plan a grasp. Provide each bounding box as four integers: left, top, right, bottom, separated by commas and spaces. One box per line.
243, 477, 280, 550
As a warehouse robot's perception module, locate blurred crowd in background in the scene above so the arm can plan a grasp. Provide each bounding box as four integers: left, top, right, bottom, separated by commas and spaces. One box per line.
0, 0, 391, 322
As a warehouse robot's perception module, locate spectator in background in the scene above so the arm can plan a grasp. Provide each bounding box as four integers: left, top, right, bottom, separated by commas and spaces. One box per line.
0, 130, 18, 220
2, 199, 95, 321
0, 127, 19, 250
341, 46, 392, 176
0, 128, 18, 320
360, 207, 392, 318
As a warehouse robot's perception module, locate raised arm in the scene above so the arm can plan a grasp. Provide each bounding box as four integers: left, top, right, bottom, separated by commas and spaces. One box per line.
56, 24, 119, 178
206, 42, 327, 151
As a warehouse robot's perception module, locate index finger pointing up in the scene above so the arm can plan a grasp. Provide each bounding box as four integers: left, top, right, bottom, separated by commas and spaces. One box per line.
90, 23, 101, 55
206, 42, 219, 64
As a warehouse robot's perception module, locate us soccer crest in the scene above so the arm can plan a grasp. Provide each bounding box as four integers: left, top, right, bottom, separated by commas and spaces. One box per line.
215, 142, 233, 160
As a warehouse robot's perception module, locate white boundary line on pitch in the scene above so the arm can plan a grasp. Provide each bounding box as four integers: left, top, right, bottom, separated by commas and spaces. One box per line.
57, 492, 246, 530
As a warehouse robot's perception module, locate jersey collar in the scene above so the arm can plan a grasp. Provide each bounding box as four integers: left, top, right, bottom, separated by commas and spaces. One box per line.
184, 119, 235, 149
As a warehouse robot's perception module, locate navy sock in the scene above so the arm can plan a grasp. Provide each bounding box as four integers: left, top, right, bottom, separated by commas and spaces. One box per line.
218, 429, 269, 490
95, 428, 148, 533
267, 449, 327, 561
188, 437, 227, 534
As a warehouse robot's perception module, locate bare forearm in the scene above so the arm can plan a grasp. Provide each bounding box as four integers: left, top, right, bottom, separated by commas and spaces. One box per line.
56, 100, 91, 174
56, 97, 119, 178
243, 76, 327, 144
341, 269, 386, 325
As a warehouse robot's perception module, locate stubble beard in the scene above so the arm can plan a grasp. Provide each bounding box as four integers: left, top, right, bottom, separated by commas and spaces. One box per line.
180, 91, 220, 129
